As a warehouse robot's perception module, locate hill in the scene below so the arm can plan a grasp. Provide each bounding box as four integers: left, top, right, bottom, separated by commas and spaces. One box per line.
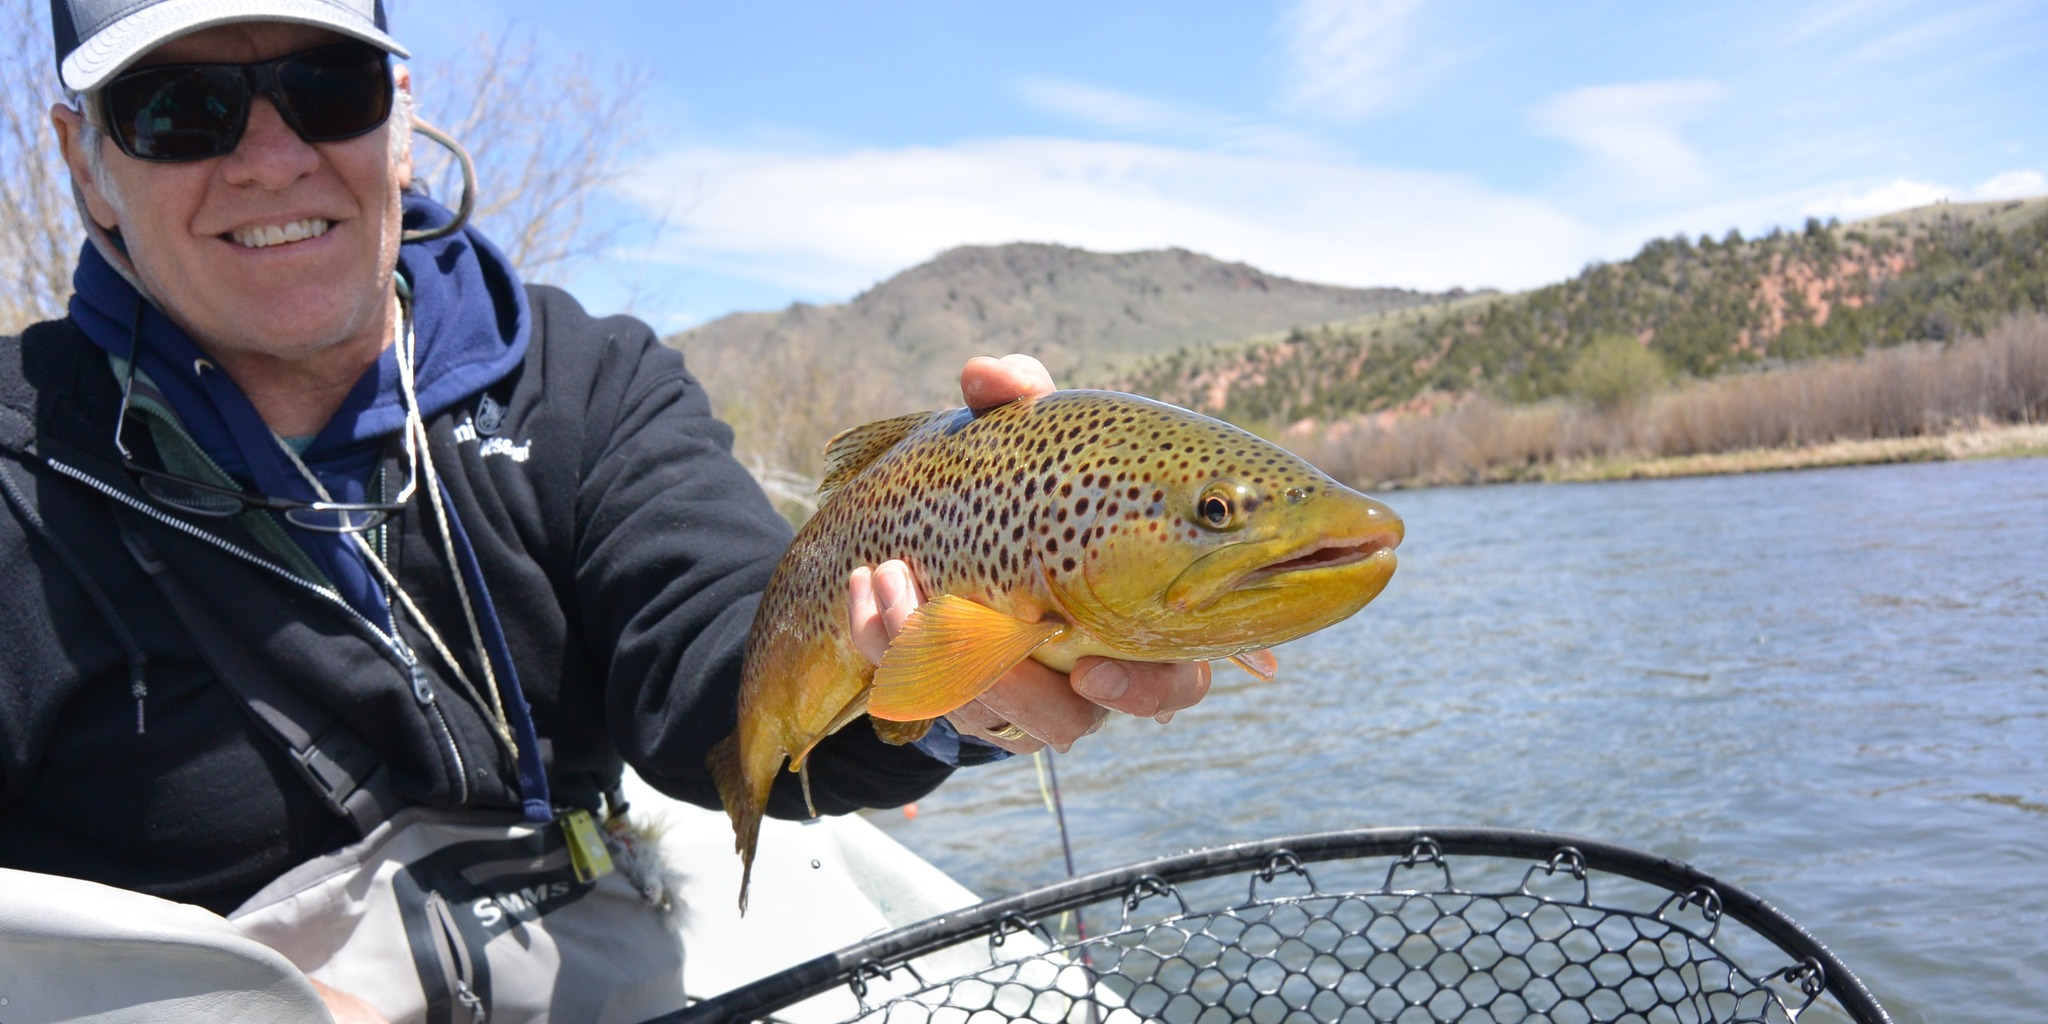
1111, 196, 2048, 426
670, 243, 1471, 407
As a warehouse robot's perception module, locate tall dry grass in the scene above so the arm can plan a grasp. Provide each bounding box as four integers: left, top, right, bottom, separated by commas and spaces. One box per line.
1295, 313, 2048, 488
684, 333, 915, 519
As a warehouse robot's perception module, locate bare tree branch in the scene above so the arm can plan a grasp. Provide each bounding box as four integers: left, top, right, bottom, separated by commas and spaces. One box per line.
408, 28, 653, 283
1, 0, 81, 333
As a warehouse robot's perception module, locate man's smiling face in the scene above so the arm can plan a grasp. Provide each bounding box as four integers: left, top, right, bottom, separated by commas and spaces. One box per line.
71, 21, 409, 367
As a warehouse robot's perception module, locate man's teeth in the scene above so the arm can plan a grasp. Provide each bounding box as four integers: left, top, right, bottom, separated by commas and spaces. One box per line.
230, 219, 330, 249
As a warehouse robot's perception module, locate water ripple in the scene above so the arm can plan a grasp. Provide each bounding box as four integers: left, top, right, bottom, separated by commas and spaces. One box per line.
874, 457, 2048, 1024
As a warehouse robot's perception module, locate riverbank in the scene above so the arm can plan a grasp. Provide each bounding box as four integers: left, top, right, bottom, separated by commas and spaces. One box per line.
1536, 421, 2048, 484
1291, 316, 2048, 492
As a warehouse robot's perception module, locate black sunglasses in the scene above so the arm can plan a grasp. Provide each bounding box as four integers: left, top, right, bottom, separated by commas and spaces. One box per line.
98, 41, 394, 163
114, 298, 415, 533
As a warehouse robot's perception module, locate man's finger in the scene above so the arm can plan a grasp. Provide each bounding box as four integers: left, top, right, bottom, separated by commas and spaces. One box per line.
872, 560, 920, 636
1071, 658, 1212, 719
971, 659, 1109, 751
848, 560, 926, 668
945, 696, 1050, 755
961, 354, 1055, 413
848, 566, 888, 666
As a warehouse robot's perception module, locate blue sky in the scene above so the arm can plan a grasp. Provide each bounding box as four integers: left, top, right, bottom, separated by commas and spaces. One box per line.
390, 1, 2047, 331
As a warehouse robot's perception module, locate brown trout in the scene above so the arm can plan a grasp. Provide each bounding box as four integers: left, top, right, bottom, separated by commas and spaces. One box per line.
708, 390, 1402, 909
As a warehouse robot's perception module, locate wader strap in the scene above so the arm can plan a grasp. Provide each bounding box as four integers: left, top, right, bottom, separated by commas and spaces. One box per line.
115, 513, 399, 838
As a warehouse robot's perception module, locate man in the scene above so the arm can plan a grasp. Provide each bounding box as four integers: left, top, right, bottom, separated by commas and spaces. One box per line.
2, 1, 1210, 1020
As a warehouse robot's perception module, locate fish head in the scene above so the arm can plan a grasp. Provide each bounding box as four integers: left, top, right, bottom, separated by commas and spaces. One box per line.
1042, 395, 1403, 658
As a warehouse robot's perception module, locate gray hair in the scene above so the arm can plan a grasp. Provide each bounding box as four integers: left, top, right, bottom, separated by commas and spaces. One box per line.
63, 89, 122, 218
62, 75, 414, 221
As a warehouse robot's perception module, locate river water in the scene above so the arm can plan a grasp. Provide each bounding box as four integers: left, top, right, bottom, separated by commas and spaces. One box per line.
871, 456, 2048, 1024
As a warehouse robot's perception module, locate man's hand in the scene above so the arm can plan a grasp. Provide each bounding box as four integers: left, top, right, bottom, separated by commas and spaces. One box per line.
842, 354, 1213, 755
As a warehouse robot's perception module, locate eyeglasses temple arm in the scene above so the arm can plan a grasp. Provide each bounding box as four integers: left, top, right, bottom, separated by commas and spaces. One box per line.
401, 119, 475, 244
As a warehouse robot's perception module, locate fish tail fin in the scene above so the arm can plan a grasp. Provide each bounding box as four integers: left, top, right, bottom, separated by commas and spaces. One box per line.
708, 729, 780, 915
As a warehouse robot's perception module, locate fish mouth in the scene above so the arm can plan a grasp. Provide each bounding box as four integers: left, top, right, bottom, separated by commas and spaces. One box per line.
1236, 530, 1402, 589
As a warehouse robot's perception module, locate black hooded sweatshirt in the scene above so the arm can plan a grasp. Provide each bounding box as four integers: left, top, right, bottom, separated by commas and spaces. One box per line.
0, 286, 952, 915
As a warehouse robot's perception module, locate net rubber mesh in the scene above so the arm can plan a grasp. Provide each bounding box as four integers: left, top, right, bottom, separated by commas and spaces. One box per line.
679, 831, 1882, 1024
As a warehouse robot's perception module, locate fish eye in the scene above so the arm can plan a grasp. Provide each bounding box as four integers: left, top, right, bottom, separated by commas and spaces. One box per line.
1200, 494, 1231, 526
1195, 481, 1249, 530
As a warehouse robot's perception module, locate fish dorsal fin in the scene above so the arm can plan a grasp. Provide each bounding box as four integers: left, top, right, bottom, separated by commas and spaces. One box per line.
868, 595, 1066, 721
818, 410, 943, 501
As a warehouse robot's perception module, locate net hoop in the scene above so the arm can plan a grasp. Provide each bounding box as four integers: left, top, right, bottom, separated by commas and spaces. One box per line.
664, 826, 1891, 1024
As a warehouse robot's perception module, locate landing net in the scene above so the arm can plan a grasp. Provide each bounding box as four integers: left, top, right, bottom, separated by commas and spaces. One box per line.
664, 827, 1890, 1024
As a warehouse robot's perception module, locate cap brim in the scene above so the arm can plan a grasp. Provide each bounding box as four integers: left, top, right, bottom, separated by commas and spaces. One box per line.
61, 0, 409, 92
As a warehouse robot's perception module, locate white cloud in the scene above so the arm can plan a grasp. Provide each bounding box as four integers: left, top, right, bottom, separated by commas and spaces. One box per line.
619, 138, 1599, 301
1784, 0, 1900, 43
1012, 77, 1338, 158
1800, 178, 1947, 219
1528, 80, 1727, 201
1800, 169, 2046, 219
1850, 2, 2008, 62
1972, 169, 2047, 199
1013, 77, 1209, 135
1280, 0, 1428, 119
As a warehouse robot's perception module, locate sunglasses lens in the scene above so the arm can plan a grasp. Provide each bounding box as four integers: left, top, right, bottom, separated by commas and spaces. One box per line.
285, 506, 391, 533
101, 43, 391, 162
136, 471, 246, 517
105, 65, 246, 161
276, 43, 393, 141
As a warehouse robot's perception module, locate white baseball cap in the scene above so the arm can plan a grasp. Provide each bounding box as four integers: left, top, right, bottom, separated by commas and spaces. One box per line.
52, 0, 410, 92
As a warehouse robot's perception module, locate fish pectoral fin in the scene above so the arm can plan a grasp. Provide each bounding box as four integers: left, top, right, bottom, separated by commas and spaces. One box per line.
870, 718, 935, 745
868, 595, 1066, 721
1228, 649, 1280, 682
818, 410, 943, 501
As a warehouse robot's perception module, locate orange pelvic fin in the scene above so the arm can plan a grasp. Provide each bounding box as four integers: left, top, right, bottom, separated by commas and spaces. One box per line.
1228, 649, 1280, 682
868, 595, 1065, 721
870, 718, 936, 745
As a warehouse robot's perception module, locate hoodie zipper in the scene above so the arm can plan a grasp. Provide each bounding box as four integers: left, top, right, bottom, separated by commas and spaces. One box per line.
46, 456, 471, 801
371, 459, 470, 802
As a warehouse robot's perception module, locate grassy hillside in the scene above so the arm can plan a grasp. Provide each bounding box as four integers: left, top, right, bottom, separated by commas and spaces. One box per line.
673, 242, 1469, 409
1113, 196, 2048, 427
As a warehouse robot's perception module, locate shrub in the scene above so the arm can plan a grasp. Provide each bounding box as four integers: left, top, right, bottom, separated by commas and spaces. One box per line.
1566, 334, 1668, 411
